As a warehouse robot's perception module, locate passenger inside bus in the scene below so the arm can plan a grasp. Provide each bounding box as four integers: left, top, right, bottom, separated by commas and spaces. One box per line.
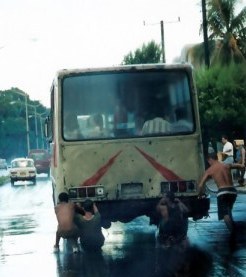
113, 99, 128, 137
141, 107, 171, 135
86, 114, 107, 138
64, 112, 83, 140
172, 107, 193, 132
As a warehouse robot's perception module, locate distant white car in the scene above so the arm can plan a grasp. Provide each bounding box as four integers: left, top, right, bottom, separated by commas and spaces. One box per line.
9, 158, 37, 186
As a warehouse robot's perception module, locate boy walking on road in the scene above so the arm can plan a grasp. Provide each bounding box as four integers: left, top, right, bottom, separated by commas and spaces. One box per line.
198, 152, 244, 234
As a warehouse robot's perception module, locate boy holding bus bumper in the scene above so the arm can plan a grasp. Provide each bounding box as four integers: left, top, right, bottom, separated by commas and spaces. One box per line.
54, 192, 80, 253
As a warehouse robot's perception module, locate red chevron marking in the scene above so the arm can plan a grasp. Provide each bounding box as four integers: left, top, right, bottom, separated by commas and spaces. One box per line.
135, 146, 183, 181
81, 150, 122, 187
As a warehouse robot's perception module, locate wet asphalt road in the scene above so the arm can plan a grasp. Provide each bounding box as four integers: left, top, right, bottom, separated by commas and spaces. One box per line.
0, 170, 246, 277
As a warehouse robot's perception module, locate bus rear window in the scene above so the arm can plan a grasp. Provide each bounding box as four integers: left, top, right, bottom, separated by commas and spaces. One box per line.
62, 70, 195, 140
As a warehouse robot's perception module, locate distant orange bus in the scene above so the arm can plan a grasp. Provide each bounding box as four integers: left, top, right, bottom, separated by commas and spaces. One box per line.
46, 63, 210, 228
28, 149, 50, 176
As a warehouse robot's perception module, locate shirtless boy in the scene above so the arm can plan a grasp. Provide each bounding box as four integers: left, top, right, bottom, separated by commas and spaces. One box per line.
54, 192, 80, 252
198, 152, 244, 234
156, 191, 189, 248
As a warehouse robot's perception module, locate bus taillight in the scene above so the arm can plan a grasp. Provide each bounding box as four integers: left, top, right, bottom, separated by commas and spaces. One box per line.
69, 185, 105, 200
179, 181, 187, 192
161, 180, 196, 194
170, 182, 178, 193
187, 181, 196, 192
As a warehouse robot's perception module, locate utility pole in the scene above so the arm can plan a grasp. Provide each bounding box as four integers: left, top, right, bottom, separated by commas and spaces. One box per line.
37, 111, 47, 149
29, 104, 41, 149
144, 17, 180, 63
160, 20, 165, 63
34, 106, 38, 149
11, 91, 30, 154
202, 0, 210, 68
40, 117, 44, 149
24, 95, 30, 154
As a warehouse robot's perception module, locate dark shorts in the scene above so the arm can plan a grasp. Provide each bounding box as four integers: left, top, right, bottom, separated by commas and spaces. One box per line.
57, 227, 79, 239
217, 187, 237, 220
80, 235, 105, 250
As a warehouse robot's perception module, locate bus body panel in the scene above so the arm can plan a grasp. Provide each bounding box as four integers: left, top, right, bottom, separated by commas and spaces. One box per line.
56, 136, 201, 194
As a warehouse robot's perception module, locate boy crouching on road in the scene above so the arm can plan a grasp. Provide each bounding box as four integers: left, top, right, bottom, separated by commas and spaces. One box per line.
54, 192, 81, 253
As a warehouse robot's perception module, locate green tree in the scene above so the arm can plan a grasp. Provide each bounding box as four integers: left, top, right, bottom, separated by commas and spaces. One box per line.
122, 41, 162, 65
0, 89, 27, 158
195, 63, 246, 140
0, 88, 48, 160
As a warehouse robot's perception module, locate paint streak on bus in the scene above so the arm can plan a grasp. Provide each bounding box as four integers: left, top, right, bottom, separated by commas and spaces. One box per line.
81, 150, 122, 186
135, 146, 183, 181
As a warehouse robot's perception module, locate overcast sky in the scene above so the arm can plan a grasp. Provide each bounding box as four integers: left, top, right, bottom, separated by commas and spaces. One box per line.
0, 0, 245, 107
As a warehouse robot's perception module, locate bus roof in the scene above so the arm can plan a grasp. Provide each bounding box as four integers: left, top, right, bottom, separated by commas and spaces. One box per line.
54, 63, 193, 79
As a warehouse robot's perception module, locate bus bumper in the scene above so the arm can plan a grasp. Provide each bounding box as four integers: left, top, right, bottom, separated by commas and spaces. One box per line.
74, 194, 210, 228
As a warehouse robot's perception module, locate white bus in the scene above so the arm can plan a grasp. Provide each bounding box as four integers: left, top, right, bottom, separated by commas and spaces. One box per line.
46, 63, 210, 228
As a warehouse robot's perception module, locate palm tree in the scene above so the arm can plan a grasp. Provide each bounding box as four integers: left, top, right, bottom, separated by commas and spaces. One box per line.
206, 0, 246, 65
181, 0, 246, 67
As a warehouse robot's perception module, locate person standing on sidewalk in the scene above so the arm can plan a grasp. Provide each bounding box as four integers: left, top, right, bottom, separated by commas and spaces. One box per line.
198, 152, 244, 234
234, 140, 245, 186
221, 135, 234, 164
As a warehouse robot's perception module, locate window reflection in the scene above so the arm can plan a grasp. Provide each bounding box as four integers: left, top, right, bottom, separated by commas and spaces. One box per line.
62, 70, 194, 140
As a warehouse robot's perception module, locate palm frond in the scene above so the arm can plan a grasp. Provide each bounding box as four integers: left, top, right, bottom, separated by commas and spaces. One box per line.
230, 6, 246, 34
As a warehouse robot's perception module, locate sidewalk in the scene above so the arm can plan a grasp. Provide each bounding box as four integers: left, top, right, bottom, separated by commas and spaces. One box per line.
235, 183, 246, 194
206, 180, 246, 194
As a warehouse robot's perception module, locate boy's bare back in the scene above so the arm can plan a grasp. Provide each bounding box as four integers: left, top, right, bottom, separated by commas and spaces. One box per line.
198, 152, 244, 196
206, 161, 233, 189
55, 202, 76, 231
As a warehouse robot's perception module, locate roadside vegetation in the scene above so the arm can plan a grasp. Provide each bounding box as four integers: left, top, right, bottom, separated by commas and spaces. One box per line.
195, 63, 246, 142
0, 88, 49, 160
0, 175, 9, 186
